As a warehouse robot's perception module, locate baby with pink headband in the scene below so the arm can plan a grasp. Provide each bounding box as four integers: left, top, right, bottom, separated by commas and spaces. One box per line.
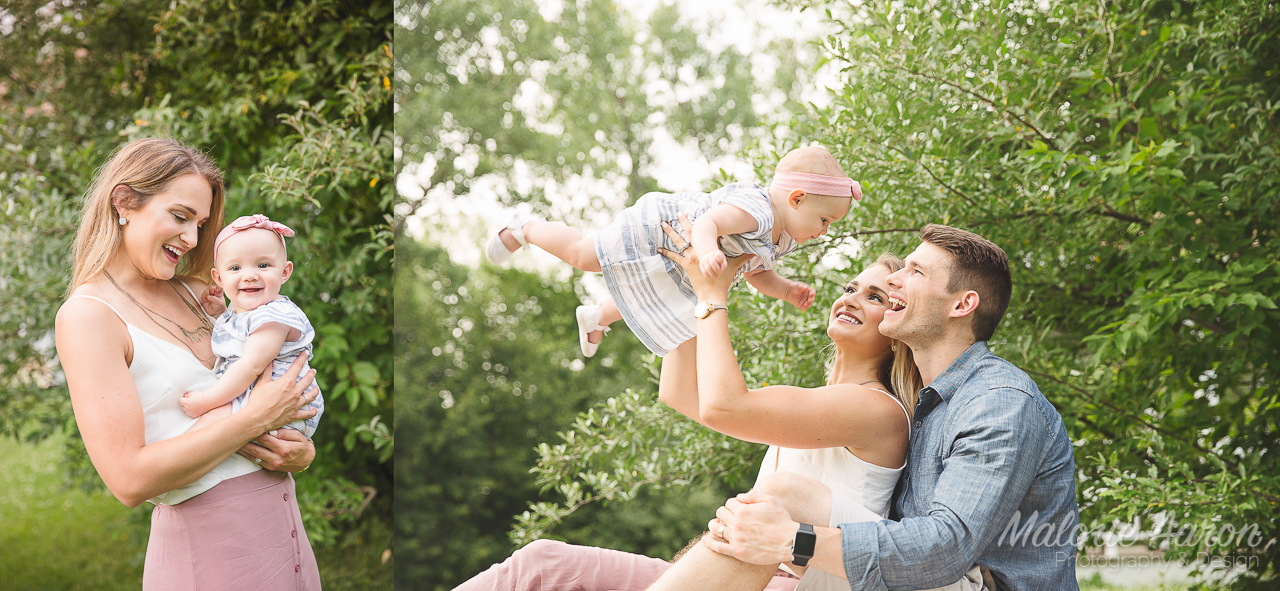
486, 145, 861, 358
180, 214, 324, 439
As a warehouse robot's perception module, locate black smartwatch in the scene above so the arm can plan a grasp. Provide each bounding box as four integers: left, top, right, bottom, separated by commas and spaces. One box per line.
792, 522, 816, 566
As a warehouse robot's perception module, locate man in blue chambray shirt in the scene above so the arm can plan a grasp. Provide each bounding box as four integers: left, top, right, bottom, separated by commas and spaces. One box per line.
694, 225, 1079, 591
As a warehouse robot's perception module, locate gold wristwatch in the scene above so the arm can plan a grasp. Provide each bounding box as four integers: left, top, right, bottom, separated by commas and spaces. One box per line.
694, 301, 728, 319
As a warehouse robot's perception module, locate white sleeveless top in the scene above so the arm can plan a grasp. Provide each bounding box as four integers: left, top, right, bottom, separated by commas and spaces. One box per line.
63, 289, 259, 505
753, 387, 910, 519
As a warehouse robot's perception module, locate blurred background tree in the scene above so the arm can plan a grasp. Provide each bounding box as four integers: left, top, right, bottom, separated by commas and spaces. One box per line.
0, 0, 393, 588
393, 0, 819, 588
394, 0, 813, 235
517, 0, 1279, 589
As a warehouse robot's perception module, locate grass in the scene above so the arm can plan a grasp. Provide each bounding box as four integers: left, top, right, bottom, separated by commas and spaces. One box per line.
0, 435, 146, 590
0, 435, 391, 589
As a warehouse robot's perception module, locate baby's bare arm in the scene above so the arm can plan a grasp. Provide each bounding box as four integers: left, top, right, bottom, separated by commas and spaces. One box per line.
691, 204, 760, 278
691, 204, 759, 255
184, 323, 291, 416
744, 269, 790, 299
747, 270, 815, 311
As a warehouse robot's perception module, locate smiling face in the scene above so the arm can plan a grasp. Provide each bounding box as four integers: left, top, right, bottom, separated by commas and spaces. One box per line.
211, 228, 293, 313
115, 174, 212, 281
783, 194, 852, 244
826, 263, 894, 355
880, 241, 959, 347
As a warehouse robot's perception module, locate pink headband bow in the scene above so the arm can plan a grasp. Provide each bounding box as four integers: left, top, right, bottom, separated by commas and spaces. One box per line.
214, 214, 295, 257
771, 170, 863, 201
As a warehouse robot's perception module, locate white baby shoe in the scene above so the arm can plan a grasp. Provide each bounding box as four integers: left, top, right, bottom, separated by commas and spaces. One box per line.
485, 213, 539, 264
576, 304, 611, 358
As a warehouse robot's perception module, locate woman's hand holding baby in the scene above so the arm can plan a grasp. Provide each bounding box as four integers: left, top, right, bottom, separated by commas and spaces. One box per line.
660, 214, 754, 301
240, 428, 316, 472
240, 352, 319, 434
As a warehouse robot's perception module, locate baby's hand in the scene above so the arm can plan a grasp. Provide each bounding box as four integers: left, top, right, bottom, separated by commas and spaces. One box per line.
784, 281, 816, 311
180, 391, 208, 418
198, 285, 226, 316
699, 250, 727, 279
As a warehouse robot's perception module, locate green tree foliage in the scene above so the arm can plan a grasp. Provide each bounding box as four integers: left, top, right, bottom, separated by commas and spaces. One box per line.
527, 0, 1279, 586
396, 239, 699, 589
0, 0, 393, 549
394, 0, 808, 228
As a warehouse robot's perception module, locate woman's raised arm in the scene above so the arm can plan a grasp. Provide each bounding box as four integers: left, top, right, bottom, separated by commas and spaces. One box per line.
658, 337, 720, 424
55, 298, 317, 507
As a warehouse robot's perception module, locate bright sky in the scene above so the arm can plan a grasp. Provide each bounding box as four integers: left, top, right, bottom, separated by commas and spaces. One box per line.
398, 0, 848, 291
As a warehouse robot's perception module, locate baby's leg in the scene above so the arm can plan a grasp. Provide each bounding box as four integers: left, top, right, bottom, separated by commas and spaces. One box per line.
187, 402, 233, 432
519, 221, 602, 272
585, 297, 623, 345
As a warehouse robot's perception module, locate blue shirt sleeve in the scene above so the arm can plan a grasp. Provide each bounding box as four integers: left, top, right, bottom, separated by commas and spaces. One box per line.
840, 387, 1050, 590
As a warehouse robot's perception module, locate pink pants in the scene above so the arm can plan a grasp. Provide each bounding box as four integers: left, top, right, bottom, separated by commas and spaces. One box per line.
454, 539, 801, 591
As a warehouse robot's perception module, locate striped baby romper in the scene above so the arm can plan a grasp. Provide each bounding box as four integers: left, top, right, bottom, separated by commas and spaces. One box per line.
594, 182, 797, 356
211, 295, 324, 437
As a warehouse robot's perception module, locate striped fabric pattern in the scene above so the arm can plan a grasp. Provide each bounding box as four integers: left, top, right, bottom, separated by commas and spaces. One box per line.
211, 296, 324, 437
595, 183, 797, 356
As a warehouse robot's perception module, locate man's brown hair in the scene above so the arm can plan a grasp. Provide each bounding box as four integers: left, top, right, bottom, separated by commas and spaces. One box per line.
920, 224, 1012, 341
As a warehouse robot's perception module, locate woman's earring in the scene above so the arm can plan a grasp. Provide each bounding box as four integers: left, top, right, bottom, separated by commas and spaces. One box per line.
891, 343, 898, 352
119, 217, 128, 226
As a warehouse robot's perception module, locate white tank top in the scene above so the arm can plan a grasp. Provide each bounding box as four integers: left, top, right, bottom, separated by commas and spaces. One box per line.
63, 290, 259, 505
753, 387, 910, 518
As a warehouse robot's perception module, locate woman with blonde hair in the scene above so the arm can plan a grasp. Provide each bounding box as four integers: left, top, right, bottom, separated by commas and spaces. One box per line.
55, 137, 322, 590
454, 214, 932, 591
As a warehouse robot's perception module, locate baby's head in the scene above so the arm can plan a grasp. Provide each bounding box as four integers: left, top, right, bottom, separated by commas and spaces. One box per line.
769, 146, 860, 244
211, 214, 295, 313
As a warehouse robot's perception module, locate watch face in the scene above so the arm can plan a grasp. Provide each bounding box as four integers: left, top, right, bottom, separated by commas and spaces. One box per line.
695, 302, 724, 319
793, 528, 817, 558
793, 523, 816, 565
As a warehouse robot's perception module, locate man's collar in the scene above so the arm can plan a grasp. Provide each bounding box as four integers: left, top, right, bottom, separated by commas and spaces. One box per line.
924, 341, 989, 402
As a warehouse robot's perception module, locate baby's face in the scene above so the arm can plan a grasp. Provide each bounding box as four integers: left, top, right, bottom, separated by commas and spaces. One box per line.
211, 228, 293, 313
785, 195, 851, 243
